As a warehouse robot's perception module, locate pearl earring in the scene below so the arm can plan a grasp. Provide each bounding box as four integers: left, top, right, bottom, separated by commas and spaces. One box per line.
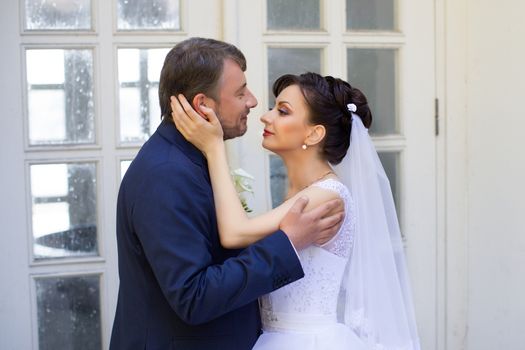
302, 144, 307, 150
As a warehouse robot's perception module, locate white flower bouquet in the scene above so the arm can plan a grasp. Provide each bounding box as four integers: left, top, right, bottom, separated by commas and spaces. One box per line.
230, 168, 254, 213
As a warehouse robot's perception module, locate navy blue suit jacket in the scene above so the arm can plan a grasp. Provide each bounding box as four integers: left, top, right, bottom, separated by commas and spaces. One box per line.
110, 120, 304, 350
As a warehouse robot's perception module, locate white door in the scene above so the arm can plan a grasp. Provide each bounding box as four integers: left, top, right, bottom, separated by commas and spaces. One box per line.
1, 0, 437, 348
226, 1, 438, 348
0, 0, 221, 348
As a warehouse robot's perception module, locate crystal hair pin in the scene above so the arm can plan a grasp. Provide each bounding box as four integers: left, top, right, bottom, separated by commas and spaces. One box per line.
347, 103, 357, 113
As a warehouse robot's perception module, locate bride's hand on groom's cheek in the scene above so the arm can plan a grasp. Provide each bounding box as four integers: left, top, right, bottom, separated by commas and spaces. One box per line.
170, 95, 224, 154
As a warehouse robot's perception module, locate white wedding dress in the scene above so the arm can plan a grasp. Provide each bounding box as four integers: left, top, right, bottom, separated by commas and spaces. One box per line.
253, 115, 420, 350
253, 178, 366, 350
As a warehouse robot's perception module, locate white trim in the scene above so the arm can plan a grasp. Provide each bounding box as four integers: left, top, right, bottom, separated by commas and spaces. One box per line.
373, 134, 407, 151
435, 0, 469, 348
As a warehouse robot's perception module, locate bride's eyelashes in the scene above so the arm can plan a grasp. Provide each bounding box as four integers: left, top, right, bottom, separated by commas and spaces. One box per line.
278, 108, 289, 116
268, 105, 289, 115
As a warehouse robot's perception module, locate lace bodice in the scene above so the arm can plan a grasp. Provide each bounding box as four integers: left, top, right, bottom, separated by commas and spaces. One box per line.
260, 178, 356, 330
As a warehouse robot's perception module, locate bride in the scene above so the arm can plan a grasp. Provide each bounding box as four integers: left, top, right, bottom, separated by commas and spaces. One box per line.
171, 72, 420, 350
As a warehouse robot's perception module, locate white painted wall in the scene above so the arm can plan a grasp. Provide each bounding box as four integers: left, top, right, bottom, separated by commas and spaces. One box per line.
465, 1, 525, 348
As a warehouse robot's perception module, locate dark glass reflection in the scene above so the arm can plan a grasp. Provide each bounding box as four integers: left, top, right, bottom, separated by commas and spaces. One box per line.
269, 155, 288, 208
36, 275, 101, 350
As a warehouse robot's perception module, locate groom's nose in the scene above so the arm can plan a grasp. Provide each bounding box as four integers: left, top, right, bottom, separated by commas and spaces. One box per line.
246, 88, 258, 109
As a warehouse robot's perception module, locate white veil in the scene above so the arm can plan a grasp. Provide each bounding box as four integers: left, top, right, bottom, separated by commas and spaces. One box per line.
334, 114, 421, 350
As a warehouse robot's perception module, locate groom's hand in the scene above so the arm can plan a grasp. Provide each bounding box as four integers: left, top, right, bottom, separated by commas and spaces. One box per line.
280, 197, 344, 251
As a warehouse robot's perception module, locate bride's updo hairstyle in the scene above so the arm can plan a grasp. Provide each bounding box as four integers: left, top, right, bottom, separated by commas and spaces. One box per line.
272, 72, 372, 165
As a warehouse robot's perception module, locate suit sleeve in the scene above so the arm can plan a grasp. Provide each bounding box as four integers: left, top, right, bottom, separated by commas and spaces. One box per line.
132, 162, 304, 325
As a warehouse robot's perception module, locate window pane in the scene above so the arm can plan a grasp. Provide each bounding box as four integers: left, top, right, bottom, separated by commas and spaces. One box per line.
120, 160, 132, 180
26, 49, 95, 145
36, 275, 101, 350
118, 48, 168, 143
267, 0, 320, 30
378, 151, 399, 211
270, 151, 400, 215
346, 0, 395, 30
269, 155, 287, 208
25, 0, 91, 30
347, 48, 396, 135
267, 47, 321, 106
118, 49, 140, 83
28, 90, 66, 142
117, 0, 180, 30
149, 87, 162, 132
31, 163, 98, 260
27, 49, 65, 84
119, 88, 142, 141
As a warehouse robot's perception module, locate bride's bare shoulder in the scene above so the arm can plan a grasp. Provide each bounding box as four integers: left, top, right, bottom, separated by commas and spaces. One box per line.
294, 179, 342, 211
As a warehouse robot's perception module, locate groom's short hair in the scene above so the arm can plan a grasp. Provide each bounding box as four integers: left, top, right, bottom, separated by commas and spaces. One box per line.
159, 37, 247, 121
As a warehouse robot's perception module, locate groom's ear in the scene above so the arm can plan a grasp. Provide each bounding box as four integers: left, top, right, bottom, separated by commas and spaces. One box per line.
192, 93, 217, 120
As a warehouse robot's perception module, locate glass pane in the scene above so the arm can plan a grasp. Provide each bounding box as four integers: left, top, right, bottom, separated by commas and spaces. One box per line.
270, 151, 400, 214
36, 275, 101, 350
378, 152, 399, 210
267, 47, 321, 106
25, 0, 91, 30
29, 90, 66, 142
27, 50, 65, 84
26, 49, 95, 145
347, 48, 396, 135
117, 0, 180, 30
267, 0, 320, 30
119, 88, 142, 141
346, 0, 395, 30
118, 49, 140, 83
269, 155, 288, 208
31, 163, 98, 260
149, 87, 162, 132
120, 160, 132, 180
118, 48, 168, 143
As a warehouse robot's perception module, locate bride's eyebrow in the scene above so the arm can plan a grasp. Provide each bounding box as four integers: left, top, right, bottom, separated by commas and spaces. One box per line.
277, 100, 293, 108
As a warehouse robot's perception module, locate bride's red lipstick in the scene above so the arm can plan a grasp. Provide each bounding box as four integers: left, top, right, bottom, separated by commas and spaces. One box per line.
263, 129, 274, 137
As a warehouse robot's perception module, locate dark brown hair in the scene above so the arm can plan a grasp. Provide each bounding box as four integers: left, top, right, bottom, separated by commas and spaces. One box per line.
273, 72, 372, 164
158, 37, 247, 121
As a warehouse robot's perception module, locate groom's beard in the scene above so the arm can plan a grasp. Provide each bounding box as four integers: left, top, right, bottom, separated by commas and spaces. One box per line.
217, 110, 250, 140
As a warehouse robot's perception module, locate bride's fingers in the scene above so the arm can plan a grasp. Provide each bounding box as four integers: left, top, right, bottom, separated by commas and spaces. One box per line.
171, 97, 206, 137
170, 97, 194, 136
170, 96, 190, 124
198, 105, 219, 125
170, 95, 223, 143
170, 95, 200, 129
177, 94, 204, 122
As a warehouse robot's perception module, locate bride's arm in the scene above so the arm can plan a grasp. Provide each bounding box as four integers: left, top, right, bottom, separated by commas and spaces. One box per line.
203, 140, 296, 248
171, 95, 339, 249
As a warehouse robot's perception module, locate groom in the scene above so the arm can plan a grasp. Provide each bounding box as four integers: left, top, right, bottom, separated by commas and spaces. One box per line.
110, 37, 343, 349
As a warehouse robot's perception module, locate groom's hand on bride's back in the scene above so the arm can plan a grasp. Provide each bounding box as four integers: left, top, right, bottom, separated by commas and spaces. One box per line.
280, 197, 344, 250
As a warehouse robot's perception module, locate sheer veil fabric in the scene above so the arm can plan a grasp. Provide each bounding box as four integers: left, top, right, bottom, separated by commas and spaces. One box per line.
334, 115, 421, 349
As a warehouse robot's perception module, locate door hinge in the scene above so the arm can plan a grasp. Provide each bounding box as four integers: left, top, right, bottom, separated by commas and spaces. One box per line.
434, 98, 439, 136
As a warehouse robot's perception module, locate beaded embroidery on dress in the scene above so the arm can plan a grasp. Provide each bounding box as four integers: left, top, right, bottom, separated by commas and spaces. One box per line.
253, 178, 367, 350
